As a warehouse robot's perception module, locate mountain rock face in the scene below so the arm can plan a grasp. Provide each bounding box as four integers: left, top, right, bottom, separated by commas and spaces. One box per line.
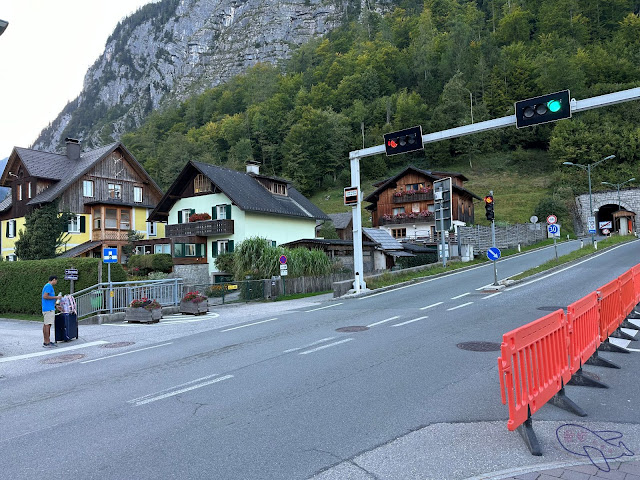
34, 0, 389, 153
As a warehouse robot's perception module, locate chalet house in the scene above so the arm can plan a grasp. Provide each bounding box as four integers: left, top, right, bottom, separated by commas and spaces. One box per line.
325, 212, 353, 240
147, 160, 329, 284
0, 139, 164, 261
364, 166, 481, 240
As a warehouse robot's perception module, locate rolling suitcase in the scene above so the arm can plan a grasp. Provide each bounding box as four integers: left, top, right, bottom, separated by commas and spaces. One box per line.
55, 312, 78, 342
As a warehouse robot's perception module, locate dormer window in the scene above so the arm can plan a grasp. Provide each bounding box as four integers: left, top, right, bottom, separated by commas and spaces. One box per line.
270, 182, 287, 195
194, 174, 212, 194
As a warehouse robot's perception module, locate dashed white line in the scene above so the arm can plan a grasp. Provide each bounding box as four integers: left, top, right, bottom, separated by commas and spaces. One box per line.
221, 317, 278, 332
482, 292, 503, 300
451, 292, 470, 299
305, 303, 343, 313
283, 337, 336, 353
420, 302, 443, 311
81, 343, 173, 364
367, 316, 400, 328
299, 338, 354, 355
128, 374, 234, 406
447, 302, 474, 311
0, 341, 109, 363
392, 316, 429, 327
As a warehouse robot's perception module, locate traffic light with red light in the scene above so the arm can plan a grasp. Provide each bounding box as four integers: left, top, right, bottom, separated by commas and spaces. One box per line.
515, 90, 571, 128
484, 195, 494, 221
383, 126, 424, 156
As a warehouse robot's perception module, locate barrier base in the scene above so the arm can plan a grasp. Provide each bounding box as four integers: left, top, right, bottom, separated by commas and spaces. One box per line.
549, 387, 587, 417
586, 351, 620, 369
599, 339, 631, 354
517, 417, 542, 456
610, 328, 637, 341
621, 319, 640, 330
568, 367, 608, 388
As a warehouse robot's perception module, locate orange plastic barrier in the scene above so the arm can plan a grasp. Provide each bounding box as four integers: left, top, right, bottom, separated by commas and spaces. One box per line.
498, 309, 570, 431
597, 278, 623, 341
633, 264, 640, 305
566, 292, 600, 374
619, 270, 635, 318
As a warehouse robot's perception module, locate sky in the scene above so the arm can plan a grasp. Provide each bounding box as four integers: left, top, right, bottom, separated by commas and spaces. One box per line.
0, 0, 157, 160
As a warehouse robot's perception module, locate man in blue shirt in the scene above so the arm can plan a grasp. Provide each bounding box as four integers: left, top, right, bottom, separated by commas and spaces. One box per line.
42, 275, 62, 347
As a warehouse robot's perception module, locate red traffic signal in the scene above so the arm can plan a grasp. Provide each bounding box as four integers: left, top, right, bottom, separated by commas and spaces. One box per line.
484, 195, 493, 204
383, 126, 424, 156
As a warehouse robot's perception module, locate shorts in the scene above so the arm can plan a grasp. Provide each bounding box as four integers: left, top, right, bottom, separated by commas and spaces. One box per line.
43, 310, 55, 325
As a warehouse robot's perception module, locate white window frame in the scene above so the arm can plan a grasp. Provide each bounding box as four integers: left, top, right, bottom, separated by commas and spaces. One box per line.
68, 214, 82, 233
83, 180, 94, 197
185, 243, 196, 257
17, 184, 22, 201
6, 254, 17, 261
147, 221, 157, 236
180, 209, 192, 223
134, 186, 143, 203
27, 182, 32, 199
217, 240, 229, 255
216, 205, 227, 220
8, 219, 16, 238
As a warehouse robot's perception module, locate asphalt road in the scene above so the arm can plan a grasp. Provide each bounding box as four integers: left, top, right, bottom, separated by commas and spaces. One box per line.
1, 239, 639, 479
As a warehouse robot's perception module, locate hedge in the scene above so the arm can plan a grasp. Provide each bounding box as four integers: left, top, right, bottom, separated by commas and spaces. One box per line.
126, 254, 173, 276
0, 258, 126, 315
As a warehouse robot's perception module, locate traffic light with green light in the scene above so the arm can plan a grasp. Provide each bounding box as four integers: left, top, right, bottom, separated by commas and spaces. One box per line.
515, 90, 571, 128
484, 195, 494, 221
383, 126, 424, 156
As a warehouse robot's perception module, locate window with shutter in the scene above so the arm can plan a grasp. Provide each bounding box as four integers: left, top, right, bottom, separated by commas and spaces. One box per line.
211, 241, 218, 257
211, 206, 217, 219
225, 205, 231, 220
80, 216, 86, 233
228, 240, 234, 253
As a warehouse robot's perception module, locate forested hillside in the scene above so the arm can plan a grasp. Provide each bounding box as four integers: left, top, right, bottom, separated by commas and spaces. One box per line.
123, 0, 640, 204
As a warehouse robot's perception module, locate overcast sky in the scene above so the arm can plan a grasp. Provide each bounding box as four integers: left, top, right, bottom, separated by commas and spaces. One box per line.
0, 0, 157, 160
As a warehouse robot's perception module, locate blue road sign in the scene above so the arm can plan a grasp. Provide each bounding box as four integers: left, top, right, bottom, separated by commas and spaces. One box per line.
103, 248, 118, 263
279, 255, 287, 265
487, 247, 501, 261
547, 224, 560, 237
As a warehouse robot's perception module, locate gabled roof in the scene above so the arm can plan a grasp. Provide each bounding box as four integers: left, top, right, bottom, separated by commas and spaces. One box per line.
365, 165, 480, 204
57, 241, 103, 258
0, 193, 11, 212
328, 212, 352, 229
1, 143, 163, 206
148, 161, 329, 222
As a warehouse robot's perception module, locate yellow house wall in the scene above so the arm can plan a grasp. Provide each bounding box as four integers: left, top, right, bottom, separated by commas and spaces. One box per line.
1, 217, 26, 259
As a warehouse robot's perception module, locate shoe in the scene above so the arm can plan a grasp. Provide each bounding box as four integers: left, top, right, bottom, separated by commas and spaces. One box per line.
43, 343, 51, 348
49, 342, 58, 347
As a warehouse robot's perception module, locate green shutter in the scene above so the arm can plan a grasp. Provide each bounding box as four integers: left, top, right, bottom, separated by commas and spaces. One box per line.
212, 241, 218, 257
80, 216, 86, 233
177, 211, 182, 224
196, 243, 203, 257
212, 206, 217, 220
228, 240, 234, 253
190, 209, 195, 216
225, 204, 231, 219
63, 219, 68, 233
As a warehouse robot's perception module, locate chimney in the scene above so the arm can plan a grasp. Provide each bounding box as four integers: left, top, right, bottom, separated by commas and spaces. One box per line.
65, 138, 81, 160
246, 161, 260, 175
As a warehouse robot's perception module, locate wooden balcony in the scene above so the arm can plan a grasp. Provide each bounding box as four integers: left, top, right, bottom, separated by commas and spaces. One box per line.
92, 230, 129, 241
392, 192, 434, 203
166, 219, 234, 237
378, 215, 435, 226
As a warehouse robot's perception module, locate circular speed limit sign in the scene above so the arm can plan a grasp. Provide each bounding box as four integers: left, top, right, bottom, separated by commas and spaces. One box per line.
546, 215, 557, 224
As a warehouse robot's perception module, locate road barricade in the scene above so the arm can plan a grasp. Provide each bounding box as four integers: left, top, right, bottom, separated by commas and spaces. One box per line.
498, 309, 583, 455
634, 264, 640, 305
597, 278, 622, 342
619, 270, 635, 318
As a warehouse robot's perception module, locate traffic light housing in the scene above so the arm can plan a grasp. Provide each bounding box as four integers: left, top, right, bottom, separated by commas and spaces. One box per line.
484, 195, 494, 221
383, 126, 424, 156
515, 90, 571, 128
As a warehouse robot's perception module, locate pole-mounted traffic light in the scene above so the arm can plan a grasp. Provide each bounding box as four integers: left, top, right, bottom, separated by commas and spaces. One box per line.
383, 126, 424, 156
515, 90, 571, 128
484, 195, 494, 221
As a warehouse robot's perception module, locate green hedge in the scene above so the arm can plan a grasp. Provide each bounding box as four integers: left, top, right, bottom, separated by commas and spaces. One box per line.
0, 258, 126, 315
127, 254, 173, 276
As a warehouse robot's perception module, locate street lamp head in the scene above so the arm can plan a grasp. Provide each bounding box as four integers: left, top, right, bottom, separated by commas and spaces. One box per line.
601, 182, 612, 186
603, 155, 616, 161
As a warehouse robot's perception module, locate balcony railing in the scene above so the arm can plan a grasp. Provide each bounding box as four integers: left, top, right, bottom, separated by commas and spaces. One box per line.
166, 219, 234, 237
392, 192, 434, 203
92, 230, 129, 241
378, 215, 435, 226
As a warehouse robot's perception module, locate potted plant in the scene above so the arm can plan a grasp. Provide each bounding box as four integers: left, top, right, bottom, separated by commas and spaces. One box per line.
125, 297, 162, 323
180, 291, 209, 315
189, 212, 212, 222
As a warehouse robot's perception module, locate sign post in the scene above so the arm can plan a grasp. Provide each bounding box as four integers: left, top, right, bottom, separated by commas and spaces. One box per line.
433, 177, 452, 268
279, 255, 288, 296
103, 248, 118, 313
64, 268, 79, 294
547, 222, 560, 260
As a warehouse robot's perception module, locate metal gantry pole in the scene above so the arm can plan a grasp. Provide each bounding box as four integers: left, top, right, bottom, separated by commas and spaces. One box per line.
351, 156, 366, 293
439, 193, 446, 267
588, 163, 594, 246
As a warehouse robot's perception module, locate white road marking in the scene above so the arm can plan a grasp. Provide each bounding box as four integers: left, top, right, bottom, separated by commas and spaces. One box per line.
451, 292, 470, 299
608, 337, 631, 349
447, 302, 474, 311
283, 337, 336, 353
305, 303, 343, 312
0, 341, 109, 363
482, 292, 503, 300
476, 283, 494, 291
509, 244, 629, 290
621, 327, 638, 337
392, 316, 429, 327
221, 317, 278, 332
81, 343, 173, 364
628, 318, 640, 328
299, 338, 353, 355
367, 316, 400, 328
129, 374, 234, 406
420, 302, 443, 310
103, 312, 220, 327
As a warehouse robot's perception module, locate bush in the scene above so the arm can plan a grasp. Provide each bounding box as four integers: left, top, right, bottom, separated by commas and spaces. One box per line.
0, 258, 126, 315
397, 252, 438, 269
127, 254, 173, 276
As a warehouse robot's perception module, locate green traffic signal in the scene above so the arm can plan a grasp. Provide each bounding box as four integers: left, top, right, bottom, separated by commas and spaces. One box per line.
547, 99, 562, 113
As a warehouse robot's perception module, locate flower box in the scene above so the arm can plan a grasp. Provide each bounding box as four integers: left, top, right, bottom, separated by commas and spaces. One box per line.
179, 300, 209, 315
125, 307, 162, 323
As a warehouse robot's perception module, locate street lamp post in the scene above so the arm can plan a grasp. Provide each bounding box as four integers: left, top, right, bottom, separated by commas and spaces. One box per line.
563, 154, 615, 245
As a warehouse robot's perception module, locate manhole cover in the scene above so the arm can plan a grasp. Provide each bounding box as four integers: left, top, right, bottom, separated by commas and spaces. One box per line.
336, 326, 369, 333
41, 354, 86, 364
456, 341, 502, 352
537, 306, 565, 312
102, 342, 135, 349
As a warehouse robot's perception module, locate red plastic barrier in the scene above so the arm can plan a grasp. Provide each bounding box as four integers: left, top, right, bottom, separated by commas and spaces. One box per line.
633, 264, 640, 305
619, 269, 635, 318
566, 292, 600, 374
597, 278, 622, 341
498, 310, 570, 431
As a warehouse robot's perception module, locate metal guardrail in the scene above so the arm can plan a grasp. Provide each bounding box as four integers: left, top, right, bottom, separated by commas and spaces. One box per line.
73, 278, 183, 318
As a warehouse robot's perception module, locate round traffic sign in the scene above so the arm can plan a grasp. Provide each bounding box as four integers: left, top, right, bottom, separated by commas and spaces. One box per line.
602, 229, 610, 235
487, 247, 501, 261
530, 216, 538, 224
547, 215, 557, 224
279, 255, 287, 265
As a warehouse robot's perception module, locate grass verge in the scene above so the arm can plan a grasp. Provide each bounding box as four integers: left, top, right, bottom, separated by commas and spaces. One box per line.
274, 290, 332, 301
0, 313, 43, 322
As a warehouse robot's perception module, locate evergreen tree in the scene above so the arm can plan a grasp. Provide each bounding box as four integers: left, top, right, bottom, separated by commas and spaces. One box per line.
14, 203, 72, 260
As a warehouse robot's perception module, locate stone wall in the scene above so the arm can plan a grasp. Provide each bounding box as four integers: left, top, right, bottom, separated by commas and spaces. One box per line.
173, 264, 210, 288
573, 188, 640, 236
